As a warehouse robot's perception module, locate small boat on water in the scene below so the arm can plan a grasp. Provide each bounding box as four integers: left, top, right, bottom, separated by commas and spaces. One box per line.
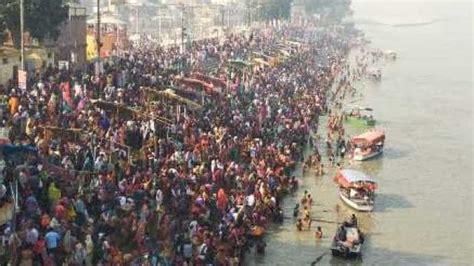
330, 221, 365, 258
367, 68, 381, 81
334, 169, 377, 212
384, 50, 397, 60
343, 106, 376, 127
350, 129, 385, 161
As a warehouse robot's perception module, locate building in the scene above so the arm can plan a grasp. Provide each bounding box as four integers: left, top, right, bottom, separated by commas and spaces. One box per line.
53, 5, 88, 69
0, 47, 20, 86
291, 0, 306, 26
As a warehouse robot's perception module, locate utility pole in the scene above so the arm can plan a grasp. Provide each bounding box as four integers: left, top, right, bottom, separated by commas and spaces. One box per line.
96, 0, 101, 77
135, 5, 139, 35
158, 7, 162, 42
180, 5, 185, 54
227, 7, 230, 29
20, 0, 25, 70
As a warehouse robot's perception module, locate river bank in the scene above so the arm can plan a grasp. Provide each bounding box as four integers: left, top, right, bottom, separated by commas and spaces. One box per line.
246, 1, 473, 265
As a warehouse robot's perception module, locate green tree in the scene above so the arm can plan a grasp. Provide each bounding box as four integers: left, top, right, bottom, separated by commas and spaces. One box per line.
0, 20, 7, 44
0, 0, 68, 48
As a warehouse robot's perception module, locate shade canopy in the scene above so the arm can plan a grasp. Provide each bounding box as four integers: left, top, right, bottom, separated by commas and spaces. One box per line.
352, 130, 385, 146
334, 169, 378, 191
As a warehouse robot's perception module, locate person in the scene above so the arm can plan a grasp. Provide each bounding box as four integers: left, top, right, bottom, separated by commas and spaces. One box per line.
25, 225, 39, 246
315, 226, 323, 239
290, 176, 298, 191
336, 225, 346, 241
72, 243, 87, 265
350, 214, 358, 227
274, 206, 284, 223
296, 218, 303, 231
182, 238, 193, 264
45, 228, 61, 257
318, 164, 325, 176
303, 206, 311, 229
328, 152, 334, 166
306, 194, 313, 206
301, 190, 308, 205
0, 183, 7, 207
293, 203, 300, 218
340, 141, 346, 158
255, 239, 266, 254
197, 242, 208, 264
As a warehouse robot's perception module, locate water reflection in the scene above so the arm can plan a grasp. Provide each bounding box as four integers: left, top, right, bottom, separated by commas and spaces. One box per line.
354, 157, 384, 176
382, 146, 410, 160
246, 236, 448, 265
376, 193, 414, 212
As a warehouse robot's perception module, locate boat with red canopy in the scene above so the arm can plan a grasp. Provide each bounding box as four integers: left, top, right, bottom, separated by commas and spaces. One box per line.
334, 169, 377, 211
351, 129, 385, 161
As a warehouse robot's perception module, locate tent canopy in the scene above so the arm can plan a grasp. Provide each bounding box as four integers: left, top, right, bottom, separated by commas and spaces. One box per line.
352, 130, 385, 146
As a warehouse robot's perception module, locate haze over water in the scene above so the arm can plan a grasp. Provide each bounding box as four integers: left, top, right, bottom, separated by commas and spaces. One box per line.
247, 1, 473, 265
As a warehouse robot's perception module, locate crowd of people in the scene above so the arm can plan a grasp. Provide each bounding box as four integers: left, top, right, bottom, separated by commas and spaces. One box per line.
0, 24, 361, 265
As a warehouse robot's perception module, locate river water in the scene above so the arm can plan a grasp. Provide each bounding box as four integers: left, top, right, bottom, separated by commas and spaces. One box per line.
246, 1, 473, 265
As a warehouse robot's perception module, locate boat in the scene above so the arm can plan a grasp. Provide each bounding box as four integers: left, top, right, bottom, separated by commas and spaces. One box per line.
343, 106, 376, 127
334, 169, 377, 212
384, 50, 397, 60
367, 68, 381, 81
350, 129, 385, 161
330, 221, 365, 258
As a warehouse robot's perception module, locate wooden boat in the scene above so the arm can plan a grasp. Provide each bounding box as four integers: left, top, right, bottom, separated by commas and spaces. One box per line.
334, 169, 377, 212
350, 130, 385, 161
343, 106, 376, 127
330, 222, 365, 258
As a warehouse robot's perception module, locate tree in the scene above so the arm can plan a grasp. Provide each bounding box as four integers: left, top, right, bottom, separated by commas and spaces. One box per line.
0, 20, 7, 44
0, 0, 68, 48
